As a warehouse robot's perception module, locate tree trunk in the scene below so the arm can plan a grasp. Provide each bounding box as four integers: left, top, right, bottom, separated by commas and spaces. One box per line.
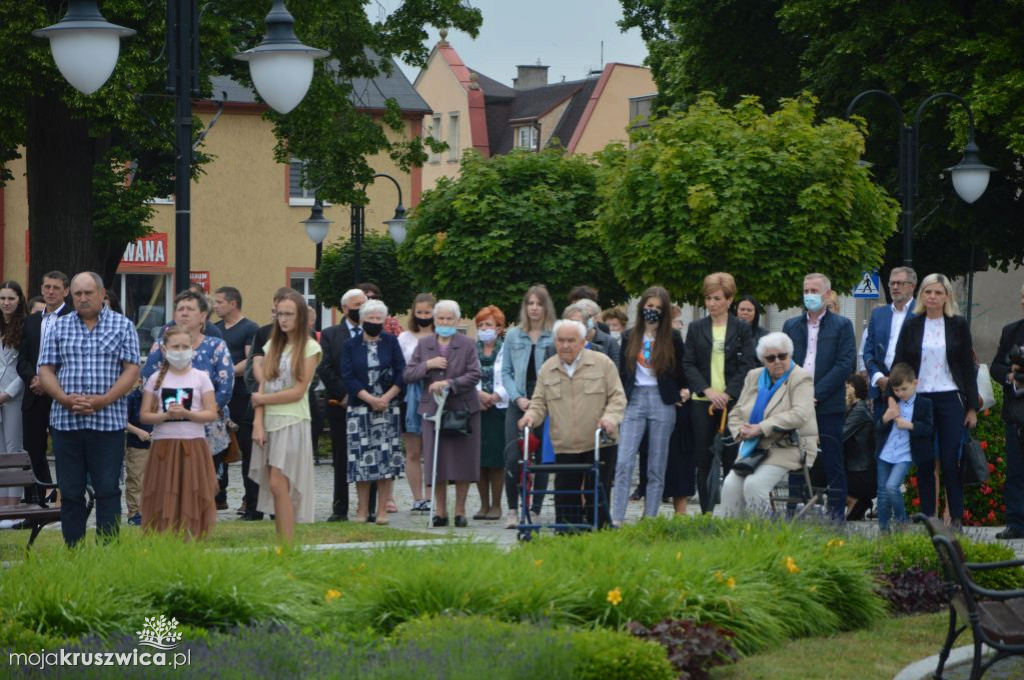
25, 90, 112, 289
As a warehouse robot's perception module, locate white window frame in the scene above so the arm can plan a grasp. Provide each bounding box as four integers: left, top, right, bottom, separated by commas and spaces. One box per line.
288, 157, 332, 207
447, 112, 460, 162
289, 272, 332, 327
117, 272, 174, 353
429, 114, 443, 164
515, 125, 539, 150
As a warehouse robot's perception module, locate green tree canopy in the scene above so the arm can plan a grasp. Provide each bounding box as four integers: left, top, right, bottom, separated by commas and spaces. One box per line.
618, 0, 1024, 280
593, 94, 899, 308
313, 232, 415, 313
400, 148, 627, 322
0, 0, 481, 285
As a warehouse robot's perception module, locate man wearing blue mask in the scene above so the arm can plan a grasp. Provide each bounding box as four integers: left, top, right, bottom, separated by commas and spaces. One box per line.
782, 272, 856, 521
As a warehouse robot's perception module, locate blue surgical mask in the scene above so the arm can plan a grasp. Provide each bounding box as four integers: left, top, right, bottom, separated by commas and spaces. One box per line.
436, 325, 457, 337
803, 294, 823, 313
586, 318, 595, 331
477, 329, 497, 343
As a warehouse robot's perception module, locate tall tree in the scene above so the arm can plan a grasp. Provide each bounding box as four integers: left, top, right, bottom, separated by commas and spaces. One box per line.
593, 95, 899, 308
400, 149, 627, 320
618, 0, 1024, 282
0, 0, 481, 286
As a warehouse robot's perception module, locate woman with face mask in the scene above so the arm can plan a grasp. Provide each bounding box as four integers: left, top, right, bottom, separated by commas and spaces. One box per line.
611, 286, 690, 525
141, 290, 235, 508
398, 293, 437, 512
139, 326, 220, 537
339, 299, 406, 523
473, 305, 508, 520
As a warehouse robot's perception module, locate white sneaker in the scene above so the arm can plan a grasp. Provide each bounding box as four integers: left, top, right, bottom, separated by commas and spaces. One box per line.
505, 510, 518, 529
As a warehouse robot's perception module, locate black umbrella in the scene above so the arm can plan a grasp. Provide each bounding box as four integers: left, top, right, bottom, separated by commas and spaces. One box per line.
707, 404, 728, 509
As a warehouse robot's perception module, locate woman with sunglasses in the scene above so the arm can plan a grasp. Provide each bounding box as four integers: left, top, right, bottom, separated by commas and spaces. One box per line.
611, 286, 689, 525
717, 332, 817, 517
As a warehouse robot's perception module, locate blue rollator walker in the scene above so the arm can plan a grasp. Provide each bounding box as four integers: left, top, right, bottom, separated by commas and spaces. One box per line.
516, 426, 606, 541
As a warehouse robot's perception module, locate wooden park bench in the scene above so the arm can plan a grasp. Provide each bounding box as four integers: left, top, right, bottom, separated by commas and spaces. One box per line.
914, 513, 1024, 679
0, 452, 62, 549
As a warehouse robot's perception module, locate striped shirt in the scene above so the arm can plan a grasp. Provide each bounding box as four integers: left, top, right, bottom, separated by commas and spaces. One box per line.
39, 306, 140, 431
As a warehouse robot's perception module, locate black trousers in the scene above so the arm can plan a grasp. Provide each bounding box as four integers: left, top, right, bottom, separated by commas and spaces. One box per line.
553, 446, 616, 529
503, 403, 549, 513
230, 392, 258, 513
21, 397, 54, 501
328, 411, 376, 518
692, 404, 728, 514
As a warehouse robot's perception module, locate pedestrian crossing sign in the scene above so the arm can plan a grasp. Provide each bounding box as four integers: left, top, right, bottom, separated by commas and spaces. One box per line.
853, 271, 881, 299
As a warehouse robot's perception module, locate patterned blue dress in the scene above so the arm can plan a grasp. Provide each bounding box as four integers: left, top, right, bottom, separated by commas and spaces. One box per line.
346, 342, 404, 482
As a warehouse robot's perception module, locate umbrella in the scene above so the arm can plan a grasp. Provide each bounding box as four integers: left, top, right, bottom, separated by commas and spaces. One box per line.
706, 404, 728, 510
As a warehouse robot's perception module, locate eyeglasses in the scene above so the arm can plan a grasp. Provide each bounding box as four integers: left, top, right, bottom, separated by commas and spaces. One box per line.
889, 281, 911, 287
764, 353, 789, 363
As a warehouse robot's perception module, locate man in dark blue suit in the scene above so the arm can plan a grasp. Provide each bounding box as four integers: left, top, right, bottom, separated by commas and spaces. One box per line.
990, 285, 1024, 539
862, 267, 917, 419
783, 272, 856, 520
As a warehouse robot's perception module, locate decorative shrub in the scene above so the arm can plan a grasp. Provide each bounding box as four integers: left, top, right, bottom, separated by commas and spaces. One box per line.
876, 567, 946, 615
903, 393, 1008, 526
628, 618, 739, 679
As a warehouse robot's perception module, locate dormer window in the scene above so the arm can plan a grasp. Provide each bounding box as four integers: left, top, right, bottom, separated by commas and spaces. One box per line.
514, 125, 538, 150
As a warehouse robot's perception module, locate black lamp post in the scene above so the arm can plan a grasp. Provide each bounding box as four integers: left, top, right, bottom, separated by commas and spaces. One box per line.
35, 0, 327, 292
301, 198, 331, 332
845, 90, 995, 269
351, 173, 408, 284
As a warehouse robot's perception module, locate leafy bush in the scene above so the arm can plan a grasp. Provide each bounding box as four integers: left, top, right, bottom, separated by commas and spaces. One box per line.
569, 626, 675, 680
876, 567, 946, 615
903, 393, 1008, 526
313, 232, 417, 312
628, 618, 739, 679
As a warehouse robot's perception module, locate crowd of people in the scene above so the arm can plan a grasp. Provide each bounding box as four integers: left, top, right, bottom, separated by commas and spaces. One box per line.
7, 262, 1022, 546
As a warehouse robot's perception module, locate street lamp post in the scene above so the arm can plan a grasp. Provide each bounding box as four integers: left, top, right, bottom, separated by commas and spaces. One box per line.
845, 90, 995, 269
35, 0, 327, 291
302, 198, 331, 332
350, 173, 408, 284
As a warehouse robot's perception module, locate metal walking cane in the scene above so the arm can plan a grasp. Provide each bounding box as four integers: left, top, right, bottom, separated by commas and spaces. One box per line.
425, 386, 449, 528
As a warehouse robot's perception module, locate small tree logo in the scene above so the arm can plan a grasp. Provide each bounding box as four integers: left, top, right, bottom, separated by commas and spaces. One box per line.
136, 615, 183, 650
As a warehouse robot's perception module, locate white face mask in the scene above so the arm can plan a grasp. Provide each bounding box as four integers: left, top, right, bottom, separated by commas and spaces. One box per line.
166, 348, 194, 371
609, 331, 622, 341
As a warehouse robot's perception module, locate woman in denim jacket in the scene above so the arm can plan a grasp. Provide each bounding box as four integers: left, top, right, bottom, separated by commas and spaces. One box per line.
500, 285, 556, 528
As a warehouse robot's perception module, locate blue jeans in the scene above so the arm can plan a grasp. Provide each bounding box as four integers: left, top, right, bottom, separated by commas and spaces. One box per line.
612, 386, 676, 521
876, 459, 911, 531
53, 429, 125, 547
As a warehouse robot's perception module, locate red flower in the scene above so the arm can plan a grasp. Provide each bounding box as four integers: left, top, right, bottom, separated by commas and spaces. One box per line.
988, 511, 997, 521
964, 510, 972, 519
990, 499, 997, 507
985, 409, 992, 417
909, 477, 918, 488
980, 441, 989, 450
1002, 505, 1007, 511
988, 463, 996, 472
912, 498, 921, 507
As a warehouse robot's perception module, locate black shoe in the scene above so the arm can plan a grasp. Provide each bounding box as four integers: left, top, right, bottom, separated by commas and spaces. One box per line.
240, 511, 264, 521
996, 527, 1024, 540
216, 500, 229, 510
326, 514, 348, 522
367, 513, 376, 524
432, 515, 449, 527
454, 515, 468, 528
629, 490, 643, 502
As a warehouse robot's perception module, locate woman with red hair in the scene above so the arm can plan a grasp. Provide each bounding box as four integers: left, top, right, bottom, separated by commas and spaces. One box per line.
474, 305, 508, 520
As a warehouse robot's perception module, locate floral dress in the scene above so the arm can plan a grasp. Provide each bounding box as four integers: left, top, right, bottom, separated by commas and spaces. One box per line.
346, 341, 404, 482
143, 335, 234, 454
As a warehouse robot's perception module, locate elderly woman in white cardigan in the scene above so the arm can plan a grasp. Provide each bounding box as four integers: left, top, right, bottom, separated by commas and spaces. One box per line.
716, 332, 818, 517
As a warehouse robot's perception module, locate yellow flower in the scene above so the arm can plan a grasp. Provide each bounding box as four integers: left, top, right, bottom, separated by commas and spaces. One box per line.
534, 559, 543, 568
675, 551, 682, 561
744, 523, 751, 533
275, 546, 283, 556
607, 587, 623, 606
325, 589, 342, 602
785, 556, 801, 574
826, 538, 845, 549
808, 585, 818, 593
714, 570, 724, 582
726, 577, 736, 590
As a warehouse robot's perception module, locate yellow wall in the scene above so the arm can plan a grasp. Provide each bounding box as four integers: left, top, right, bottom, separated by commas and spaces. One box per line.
2, 108, 416, 327
539, 97, 572, 149
572, 65, 656, 155
414, 50, 472, 192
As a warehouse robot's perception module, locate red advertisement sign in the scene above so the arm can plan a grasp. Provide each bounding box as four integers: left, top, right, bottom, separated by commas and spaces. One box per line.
189, 271, 210, 293
121, 234, 169, 268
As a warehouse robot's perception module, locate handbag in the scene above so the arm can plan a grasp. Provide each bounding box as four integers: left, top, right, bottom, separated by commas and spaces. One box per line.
960, 434, 990, 485
731, 448, 768, 477
440, 409, 472, 435
977, 363, 997, 410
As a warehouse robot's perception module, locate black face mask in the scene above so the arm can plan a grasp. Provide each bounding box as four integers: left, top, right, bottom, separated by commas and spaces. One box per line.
347, 308, 361, 323
414, 316, 434, 328
362, 321, 384, 337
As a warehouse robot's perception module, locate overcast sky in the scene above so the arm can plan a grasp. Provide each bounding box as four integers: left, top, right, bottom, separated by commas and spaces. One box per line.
370, 0, 649, 85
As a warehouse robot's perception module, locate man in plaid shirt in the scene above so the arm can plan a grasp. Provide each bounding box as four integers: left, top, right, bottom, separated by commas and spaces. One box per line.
39, 272, 140, 546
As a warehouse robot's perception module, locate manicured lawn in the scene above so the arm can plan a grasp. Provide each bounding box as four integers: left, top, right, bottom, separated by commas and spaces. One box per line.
0, 519, 432, 559
712, 612, 948, 679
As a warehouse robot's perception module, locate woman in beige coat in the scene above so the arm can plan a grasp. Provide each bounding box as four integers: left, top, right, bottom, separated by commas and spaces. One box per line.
717, 332, 818, 517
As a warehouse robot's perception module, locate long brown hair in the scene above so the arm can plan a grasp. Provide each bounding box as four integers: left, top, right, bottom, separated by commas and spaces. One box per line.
518, 284, 556, 332
0, 281, 27, 349
624, 286, 677, 376
264, 290, 310, 383
407, 292, 436, 332
151, 325, 191, 406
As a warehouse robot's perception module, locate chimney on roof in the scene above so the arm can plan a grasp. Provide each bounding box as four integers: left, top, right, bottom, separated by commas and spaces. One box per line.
513, 63, 549, 90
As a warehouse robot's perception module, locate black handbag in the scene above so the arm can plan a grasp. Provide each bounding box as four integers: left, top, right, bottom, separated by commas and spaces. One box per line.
440, 409, 472, 436
960, 434, 990, 485
731, 448, 768, 477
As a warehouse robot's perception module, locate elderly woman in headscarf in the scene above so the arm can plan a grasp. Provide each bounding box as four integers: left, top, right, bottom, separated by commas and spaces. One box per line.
716, 331, 818, 517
